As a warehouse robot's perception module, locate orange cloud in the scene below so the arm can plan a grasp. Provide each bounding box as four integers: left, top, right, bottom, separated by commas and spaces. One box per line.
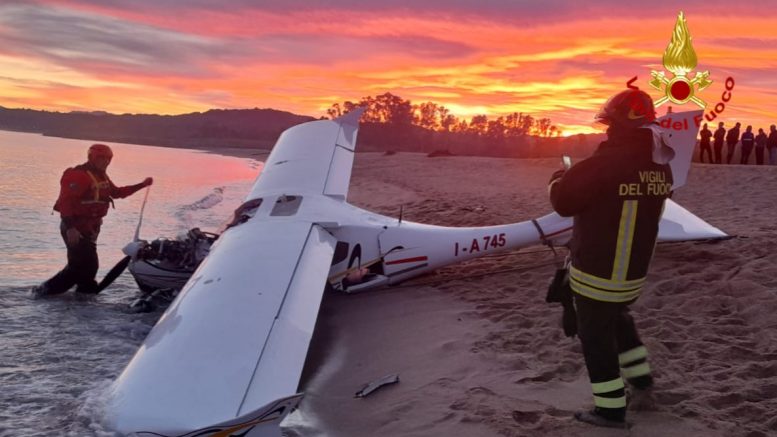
2, 3, 777, 137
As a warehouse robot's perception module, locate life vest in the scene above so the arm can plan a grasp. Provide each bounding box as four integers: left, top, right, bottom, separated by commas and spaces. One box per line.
53, 165, 114, 218
80, 169, 113, 217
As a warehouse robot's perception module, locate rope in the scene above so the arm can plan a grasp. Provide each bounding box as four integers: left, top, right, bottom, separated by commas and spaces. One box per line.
532, 218, 565, 267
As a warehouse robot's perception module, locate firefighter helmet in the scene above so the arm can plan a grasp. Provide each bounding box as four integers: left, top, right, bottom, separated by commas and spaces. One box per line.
595, 89, 656, 128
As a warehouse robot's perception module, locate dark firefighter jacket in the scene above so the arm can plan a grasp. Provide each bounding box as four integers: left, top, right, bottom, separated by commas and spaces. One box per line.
549, 127, 672, 304
53, 163, 146, 236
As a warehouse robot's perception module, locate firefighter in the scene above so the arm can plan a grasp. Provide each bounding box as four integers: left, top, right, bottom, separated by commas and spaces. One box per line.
32, 144, 152, 297
548, 89, 672, 428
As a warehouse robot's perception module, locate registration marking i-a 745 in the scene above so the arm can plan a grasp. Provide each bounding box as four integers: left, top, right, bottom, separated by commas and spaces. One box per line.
454, 233, 506, 256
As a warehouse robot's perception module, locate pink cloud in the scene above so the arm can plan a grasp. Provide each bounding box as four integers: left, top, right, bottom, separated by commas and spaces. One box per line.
1, 1, 776, 135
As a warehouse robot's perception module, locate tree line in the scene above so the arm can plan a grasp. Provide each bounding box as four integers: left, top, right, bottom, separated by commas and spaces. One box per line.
326, 92, 561, 138
323, 92, 590, 158
1, 95, 596, 158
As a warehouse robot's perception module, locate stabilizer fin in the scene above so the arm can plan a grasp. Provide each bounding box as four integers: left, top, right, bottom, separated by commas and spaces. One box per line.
658, 199, 727, 241
655, 109, 704, 189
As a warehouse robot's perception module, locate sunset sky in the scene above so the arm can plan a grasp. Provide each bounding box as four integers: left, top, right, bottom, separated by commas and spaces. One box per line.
1, 0, 776, 135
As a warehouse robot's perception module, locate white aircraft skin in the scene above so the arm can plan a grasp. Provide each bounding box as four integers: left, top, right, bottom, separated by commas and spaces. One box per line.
105, 108, 725, 437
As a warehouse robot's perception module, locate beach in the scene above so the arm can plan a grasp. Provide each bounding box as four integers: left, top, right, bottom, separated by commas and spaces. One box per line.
264, 152, 777, 437
3, 134, 774, 436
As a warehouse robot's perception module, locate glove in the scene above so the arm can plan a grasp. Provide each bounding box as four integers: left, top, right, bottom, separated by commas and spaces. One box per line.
143, 177, 153, 187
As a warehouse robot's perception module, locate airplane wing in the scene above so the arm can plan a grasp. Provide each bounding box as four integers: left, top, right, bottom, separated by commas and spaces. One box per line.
105, 219, 337, 436
247, 109, 364, 202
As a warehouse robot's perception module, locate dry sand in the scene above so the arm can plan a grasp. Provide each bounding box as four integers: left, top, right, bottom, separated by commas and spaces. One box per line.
281, 152, 776, 437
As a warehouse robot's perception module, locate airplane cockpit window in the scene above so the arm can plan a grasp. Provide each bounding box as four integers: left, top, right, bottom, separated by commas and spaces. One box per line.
271, 195, 302, 216
222, 197, 263, 231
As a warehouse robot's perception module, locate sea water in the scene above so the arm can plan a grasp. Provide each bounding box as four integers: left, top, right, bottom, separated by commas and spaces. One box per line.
0, 130, 261, 436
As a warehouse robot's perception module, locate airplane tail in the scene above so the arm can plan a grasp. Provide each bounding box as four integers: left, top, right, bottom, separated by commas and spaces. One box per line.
652, 110, 728, 240
656, 109, 703, 189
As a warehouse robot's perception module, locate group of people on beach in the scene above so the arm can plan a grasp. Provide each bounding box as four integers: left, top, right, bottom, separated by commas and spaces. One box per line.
698, 122, 777, 165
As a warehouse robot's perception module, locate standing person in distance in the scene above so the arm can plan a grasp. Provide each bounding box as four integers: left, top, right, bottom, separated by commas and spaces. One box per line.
740, 125, 754, 165
768, 125, 777, 165
713, 122, 726, 164
755, 128, 767, 165
548, 89, 672, 428
698, 123, 713, 163
725, 122, 741, 164
32, 144, 153, 297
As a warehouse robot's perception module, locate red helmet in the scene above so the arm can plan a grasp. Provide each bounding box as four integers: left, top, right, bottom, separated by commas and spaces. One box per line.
88, 143, 113, 162
595, 89, 656, 128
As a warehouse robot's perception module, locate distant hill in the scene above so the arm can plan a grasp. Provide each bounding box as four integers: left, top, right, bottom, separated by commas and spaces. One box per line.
0, 106, 316, 150
0, 105, 604, 158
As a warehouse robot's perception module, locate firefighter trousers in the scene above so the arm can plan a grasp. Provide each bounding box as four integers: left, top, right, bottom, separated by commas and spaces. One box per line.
574, 295, 652, 420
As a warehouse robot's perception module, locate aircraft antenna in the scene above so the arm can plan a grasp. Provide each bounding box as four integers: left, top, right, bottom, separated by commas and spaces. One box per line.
399, 205, 404, 225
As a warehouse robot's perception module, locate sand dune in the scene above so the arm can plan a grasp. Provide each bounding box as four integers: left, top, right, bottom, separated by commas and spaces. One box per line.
294, 153, 777, 437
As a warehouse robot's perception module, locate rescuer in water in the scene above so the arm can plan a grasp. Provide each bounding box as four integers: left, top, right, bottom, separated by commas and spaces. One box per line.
32, 144, 153, 297
547, 89, 673, 428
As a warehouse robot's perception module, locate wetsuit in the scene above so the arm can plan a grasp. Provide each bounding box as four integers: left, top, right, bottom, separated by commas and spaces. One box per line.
698, 128, 713, 163
549, 126, 672, 422
713, 127, 726, 164
42, 163, 146, 294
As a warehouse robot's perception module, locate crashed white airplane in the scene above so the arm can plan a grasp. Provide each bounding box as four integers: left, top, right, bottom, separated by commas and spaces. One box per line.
104, 108, 725, 436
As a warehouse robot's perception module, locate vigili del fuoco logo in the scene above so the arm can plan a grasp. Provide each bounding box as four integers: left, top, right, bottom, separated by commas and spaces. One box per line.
627, 11, 735, 123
